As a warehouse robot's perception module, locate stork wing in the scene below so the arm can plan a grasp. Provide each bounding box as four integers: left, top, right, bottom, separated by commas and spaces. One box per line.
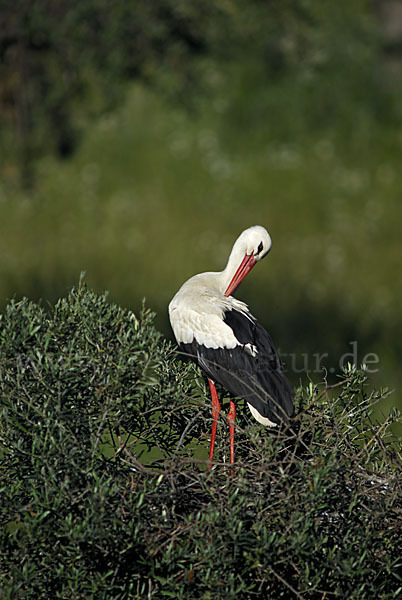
180, 308, 294, 425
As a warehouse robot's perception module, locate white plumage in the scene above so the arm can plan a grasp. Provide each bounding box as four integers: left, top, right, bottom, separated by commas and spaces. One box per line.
169, 226, 270, 348
170, 287, 250, 349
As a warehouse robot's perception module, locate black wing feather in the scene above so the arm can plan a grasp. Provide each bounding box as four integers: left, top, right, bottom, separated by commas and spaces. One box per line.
179, 309, 294, 425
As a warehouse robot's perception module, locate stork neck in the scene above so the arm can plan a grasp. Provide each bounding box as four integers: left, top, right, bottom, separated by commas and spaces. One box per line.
220, 241, 247, 293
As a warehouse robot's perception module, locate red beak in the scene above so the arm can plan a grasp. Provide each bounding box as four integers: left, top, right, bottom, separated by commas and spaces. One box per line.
224, 253, 257, 297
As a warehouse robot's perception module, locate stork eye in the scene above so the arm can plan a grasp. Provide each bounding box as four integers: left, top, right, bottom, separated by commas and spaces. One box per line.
257, 241, 264, 254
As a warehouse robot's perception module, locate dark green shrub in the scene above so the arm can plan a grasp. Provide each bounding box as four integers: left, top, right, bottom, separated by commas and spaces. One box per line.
0, 282, 400, 599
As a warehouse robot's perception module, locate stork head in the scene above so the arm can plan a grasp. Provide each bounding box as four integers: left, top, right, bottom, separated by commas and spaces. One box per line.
224, 226, 272, 297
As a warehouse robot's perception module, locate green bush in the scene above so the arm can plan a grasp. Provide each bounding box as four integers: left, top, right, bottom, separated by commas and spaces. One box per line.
0, 282, 400, 599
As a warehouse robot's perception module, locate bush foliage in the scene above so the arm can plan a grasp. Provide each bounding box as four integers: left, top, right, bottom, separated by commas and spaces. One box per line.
0, 283, 401, 598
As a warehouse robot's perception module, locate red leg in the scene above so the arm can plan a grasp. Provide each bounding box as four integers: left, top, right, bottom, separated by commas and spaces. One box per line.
208, 379, 221, 469
227, 400, 236, 470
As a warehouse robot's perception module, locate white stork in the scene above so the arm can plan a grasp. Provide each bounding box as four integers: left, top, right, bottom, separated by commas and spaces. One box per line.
168, 225, 294, 469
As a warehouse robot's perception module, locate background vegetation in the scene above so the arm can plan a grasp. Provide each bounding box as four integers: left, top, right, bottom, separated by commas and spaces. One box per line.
0, 285, 400, 598
0, 3, 401, 592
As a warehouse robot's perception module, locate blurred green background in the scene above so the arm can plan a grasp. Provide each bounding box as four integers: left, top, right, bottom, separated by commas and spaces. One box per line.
1, 0, 401, 420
